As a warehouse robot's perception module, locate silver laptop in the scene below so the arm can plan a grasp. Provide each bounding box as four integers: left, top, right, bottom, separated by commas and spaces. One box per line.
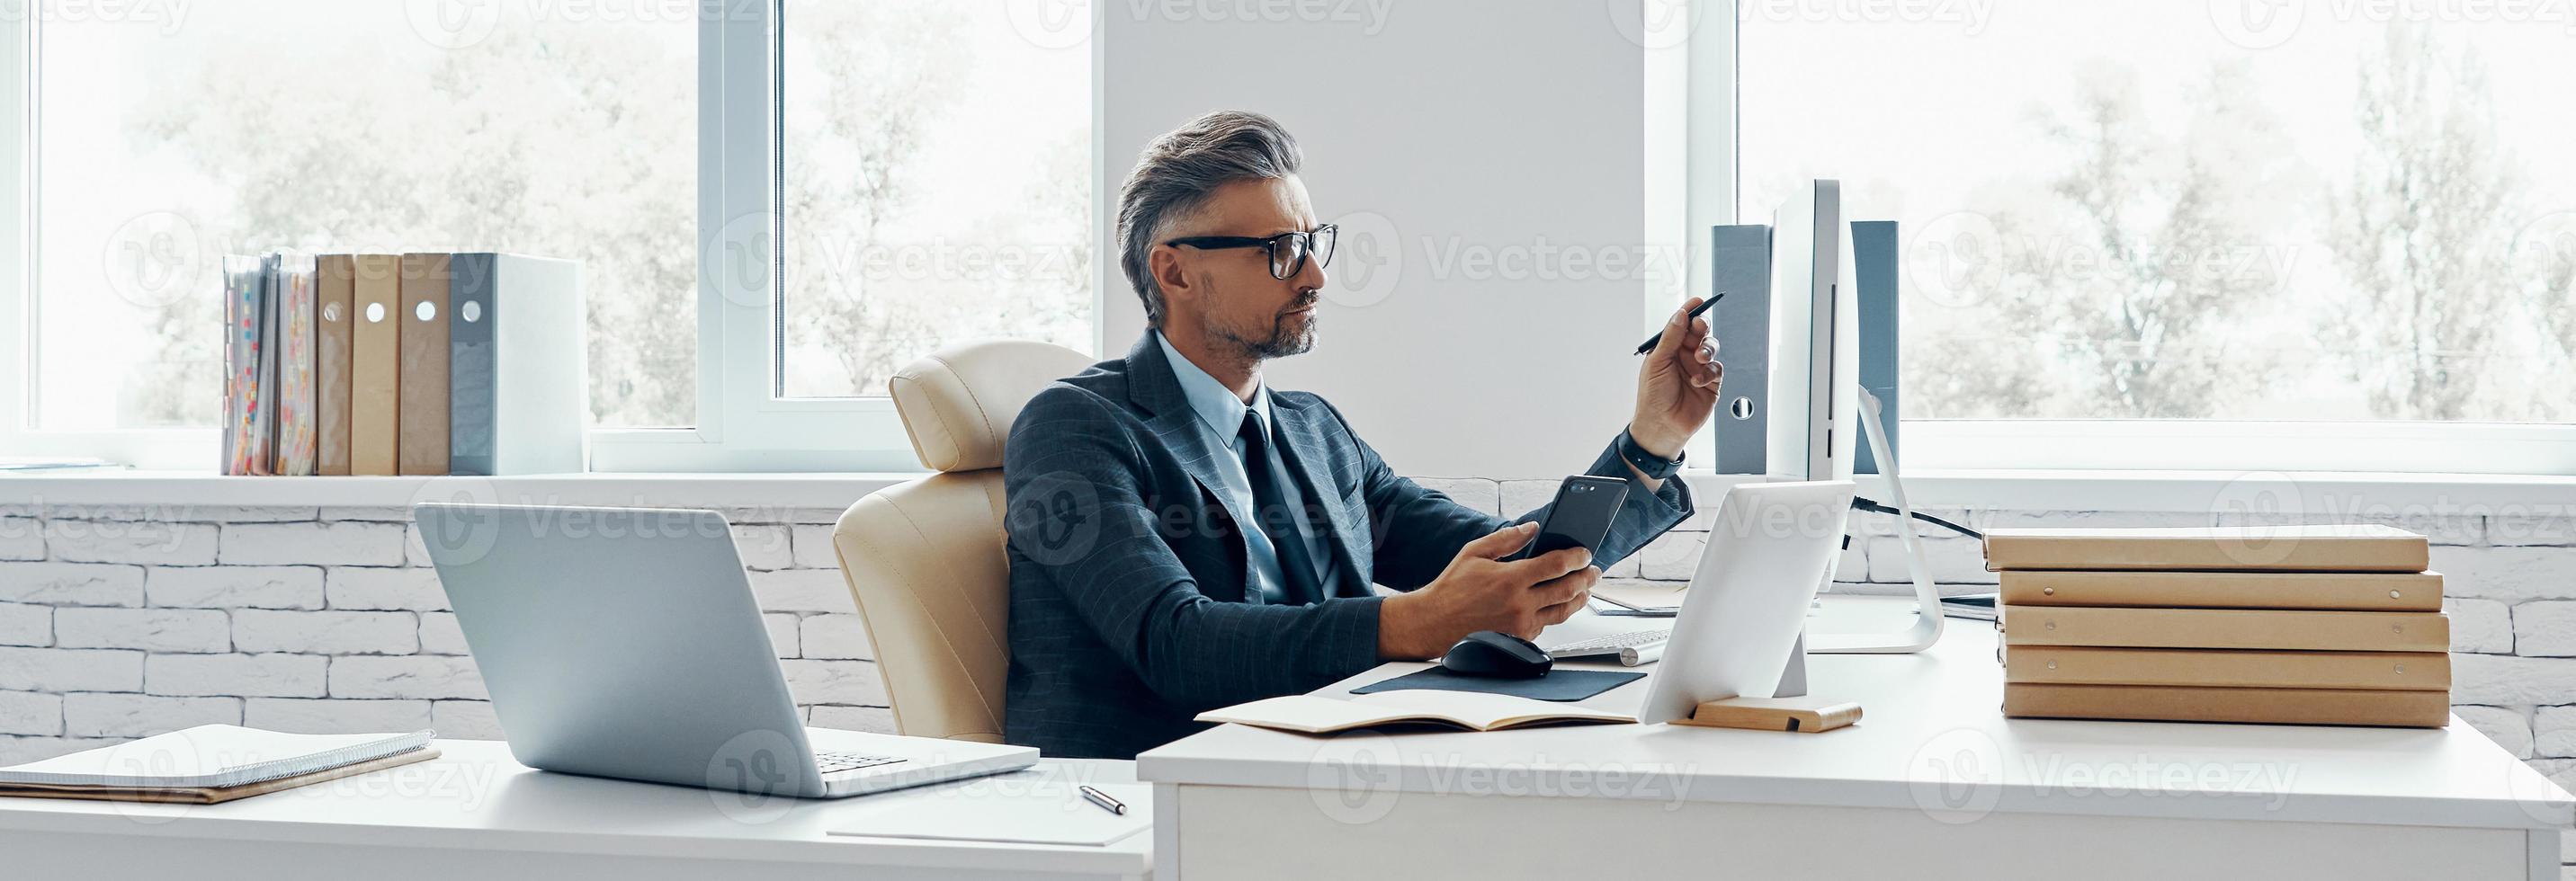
414, 503, 1037, 799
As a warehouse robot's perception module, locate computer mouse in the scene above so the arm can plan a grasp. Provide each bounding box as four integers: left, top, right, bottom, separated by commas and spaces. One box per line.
1439, 630, 1552, 679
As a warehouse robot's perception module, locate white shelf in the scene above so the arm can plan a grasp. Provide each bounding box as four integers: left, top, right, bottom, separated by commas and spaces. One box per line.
1, 467, 2569, 515
0, 471, 912, 511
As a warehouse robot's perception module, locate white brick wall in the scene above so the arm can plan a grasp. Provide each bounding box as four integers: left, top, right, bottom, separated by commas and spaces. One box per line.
221, 521, 406, 566
0, 604, 48, 646
55, 608, 230, 653
0, 503, 896, 765
147, 565, 323, 610
1, 487, 2572, 876
2518, 602, 2576, 656
326, 567, 449, 610
63, 693, 240, 737
3, 563, 145, 606
45, 519, 219, 565
147, 654, 328, 698
245, 698, 433, 734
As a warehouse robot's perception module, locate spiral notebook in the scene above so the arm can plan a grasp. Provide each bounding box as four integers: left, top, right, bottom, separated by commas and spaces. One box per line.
0, 725, 434, 790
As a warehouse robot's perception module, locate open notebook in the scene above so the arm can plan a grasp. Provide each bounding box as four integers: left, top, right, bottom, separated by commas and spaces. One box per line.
1197, 690, 1633, 734
0, 725, 434, 790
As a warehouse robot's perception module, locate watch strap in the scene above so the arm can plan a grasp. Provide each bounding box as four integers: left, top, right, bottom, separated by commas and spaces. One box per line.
1616, 429, 1683, 480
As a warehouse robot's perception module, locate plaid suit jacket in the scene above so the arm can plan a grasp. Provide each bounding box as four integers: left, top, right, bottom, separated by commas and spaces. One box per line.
1000, 334, 1693, 759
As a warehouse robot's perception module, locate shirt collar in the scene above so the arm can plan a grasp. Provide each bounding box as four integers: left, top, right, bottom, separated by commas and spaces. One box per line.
1155, 331, 1272, 440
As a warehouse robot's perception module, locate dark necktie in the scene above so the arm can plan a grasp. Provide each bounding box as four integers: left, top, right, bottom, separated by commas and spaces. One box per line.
1237, 407, 1326, 605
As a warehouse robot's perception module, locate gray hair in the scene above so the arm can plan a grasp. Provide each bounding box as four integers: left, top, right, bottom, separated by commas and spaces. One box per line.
1115, 111, 1303, 328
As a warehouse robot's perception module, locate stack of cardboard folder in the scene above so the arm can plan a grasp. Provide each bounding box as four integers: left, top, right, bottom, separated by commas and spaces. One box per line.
1986, 524, 2450, 728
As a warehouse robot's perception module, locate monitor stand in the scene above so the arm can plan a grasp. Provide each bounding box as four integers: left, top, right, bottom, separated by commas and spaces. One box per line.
1782, 387, 1944, 688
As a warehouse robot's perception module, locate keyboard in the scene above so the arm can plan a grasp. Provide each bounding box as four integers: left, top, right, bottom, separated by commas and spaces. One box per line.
1543, 629, 1669, 666
815, 752, 908, 775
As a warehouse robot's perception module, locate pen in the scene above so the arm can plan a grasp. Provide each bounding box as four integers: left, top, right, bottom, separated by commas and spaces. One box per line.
1079, 784, 1126, 815
1633, 292, 1723, 355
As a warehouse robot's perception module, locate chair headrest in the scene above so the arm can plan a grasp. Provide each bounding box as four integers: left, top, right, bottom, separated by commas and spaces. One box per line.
888, 340, 1095, 473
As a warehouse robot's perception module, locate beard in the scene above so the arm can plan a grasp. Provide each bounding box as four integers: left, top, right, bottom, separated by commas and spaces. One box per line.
1212, 298, 1319, 360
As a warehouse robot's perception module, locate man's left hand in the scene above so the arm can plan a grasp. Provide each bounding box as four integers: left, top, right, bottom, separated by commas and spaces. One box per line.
1630, 297, 1722, 458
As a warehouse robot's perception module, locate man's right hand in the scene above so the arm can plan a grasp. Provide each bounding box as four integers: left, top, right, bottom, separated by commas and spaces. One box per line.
1377, 521, 1602, 660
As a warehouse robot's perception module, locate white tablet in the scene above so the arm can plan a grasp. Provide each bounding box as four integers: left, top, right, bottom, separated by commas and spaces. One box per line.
1633, 480, 1856, 725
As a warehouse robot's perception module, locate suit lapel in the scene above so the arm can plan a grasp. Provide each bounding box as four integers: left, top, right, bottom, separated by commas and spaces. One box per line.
1269, 396, 1371, 596
1124, 335, 1263, 605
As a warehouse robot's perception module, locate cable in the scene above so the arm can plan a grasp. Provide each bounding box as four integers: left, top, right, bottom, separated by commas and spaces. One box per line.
1850, 496, 1984, 540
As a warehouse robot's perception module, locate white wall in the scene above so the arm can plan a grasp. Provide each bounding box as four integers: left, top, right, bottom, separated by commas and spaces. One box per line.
1099, 2, 1656, 479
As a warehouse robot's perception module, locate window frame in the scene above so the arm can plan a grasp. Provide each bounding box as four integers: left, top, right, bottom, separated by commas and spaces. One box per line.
0, 3, 969, 473
1694, 0, 2576, 477
588, 0, 926, 472
0, 12, 214, 469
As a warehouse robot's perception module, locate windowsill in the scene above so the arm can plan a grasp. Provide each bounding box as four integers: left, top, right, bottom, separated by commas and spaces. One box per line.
0, 470, 918, 511
0, 467, 2568, 514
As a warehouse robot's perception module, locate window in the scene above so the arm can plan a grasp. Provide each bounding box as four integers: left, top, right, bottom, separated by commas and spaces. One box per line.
1732, 4, 2574, 472
4, 1, 1096, 471
775, 1, 1092, 400
30, 0, 697, 433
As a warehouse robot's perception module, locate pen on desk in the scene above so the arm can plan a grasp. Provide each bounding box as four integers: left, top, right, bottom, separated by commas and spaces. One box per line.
1079, 785, 1126, 815
1634, 292, 1723, 355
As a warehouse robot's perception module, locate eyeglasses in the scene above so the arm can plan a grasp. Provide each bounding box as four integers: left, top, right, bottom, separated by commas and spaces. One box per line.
1163, 225, 1337, 280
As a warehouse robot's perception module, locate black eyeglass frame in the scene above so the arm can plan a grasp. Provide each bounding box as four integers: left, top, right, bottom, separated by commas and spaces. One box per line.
1162, 224, 1338, 280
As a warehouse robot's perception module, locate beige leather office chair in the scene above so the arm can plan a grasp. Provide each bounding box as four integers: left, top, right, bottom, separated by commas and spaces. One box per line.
831, 340, 1093, 743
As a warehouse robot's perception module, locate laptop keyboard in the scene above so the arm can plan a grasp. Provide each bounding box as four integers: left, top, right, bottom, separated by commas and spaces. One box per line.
815, 752, 908, 774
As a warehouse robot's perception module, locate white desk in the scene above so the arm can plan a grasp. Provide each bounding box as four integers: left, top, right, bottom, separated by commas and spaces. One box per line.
0, 741, 1149, 881
1140, 597, 2574, 880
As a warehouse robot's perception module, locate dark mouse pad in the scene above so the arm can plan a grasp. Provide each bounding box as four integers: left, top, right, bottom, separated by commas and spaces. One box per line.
1350, 667, 1644, 702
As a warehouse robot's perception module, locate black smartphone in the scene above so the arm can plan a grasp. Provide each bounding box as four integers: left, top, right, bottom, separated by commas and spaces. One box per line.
1503, 475, 1631, 563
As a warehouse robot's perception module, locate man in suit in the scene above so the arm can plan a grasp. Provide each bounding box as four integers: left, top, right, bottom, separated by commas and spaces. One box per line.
1003, 111, 1723, 759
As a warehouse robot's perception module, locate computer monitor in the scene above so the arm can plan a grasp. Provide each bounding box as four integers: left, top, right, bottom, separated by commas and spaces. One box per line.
1764, 180, 1860, 483
1753, 181, 1941, 655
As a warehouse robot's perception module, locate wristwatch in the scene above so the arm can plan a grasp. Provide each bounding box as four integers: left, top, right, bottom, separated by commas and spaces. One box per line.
1614, 428, 1684, 481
